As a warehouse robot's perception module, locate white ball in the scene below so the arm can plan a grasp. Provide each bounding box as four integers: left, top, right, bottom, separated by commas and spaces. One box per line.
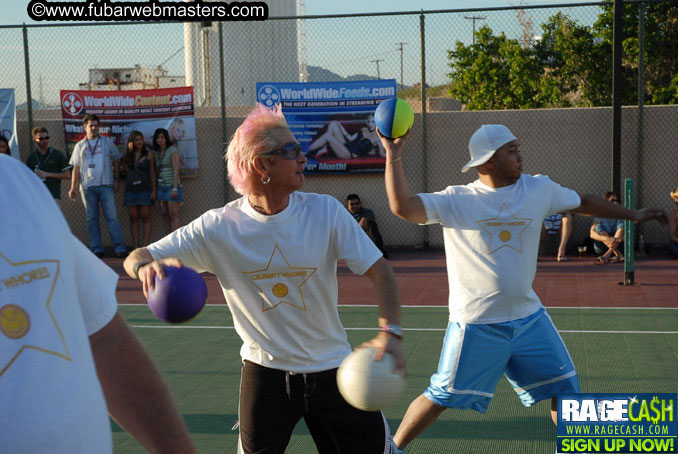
337, 348, 405, 411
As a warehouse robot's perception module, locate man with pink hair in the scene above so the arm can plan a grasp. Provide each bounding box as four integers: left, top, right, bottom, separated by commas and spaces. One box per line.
125, 104, 405, 453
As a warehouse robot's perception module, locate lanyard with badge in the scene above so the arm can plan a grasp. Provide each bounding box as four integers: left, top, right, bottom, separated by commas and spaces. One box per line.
86, 137, 100, 179
34, 147, 53, 181
132, 153, 143, 186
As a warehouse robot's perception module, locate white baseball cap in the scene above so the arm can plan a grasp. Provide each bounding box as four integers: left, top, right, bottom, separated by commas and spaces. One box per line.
461, 124, 517, 173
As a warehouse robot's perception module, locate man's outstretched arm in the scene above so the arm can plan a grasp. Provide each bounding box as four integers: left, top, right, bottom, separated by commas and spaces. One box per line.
90, 313, 195, 454
575, 193, 667, 224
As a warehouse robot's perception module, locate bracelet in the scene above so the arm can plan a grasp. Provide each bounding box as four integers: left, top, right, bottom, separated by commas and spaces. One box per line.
172, 187, 178, 192
389, 156, 403, 164
132, 261, 150, 279
380, 324, 403, 339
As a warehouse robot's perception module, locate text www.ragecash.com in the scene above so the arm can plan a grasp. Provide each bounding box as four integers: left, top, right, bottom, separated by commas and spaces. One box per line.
28, 0, 269, 22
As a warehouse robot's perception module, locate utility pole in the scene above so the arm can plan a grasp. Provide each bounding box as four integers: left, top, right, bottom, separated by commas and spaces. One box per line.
371, 59, 384, 79
396, 42, 408, 92
464, 15, 486, 45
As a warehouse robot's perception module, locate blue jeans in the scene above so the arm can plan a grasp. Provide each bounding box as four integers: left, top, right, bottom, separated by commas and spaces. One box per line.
84, 185, 126, 253
668, 242, 678, 258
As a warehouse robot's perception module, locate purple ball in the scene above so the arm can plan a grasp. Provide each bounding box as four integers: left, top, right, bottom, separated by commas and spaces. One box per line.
147, 266, 207, 323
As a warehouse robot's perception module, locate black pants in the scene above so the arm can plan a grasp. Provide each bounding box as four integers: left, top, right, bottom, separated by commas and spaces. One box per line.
238, 361, 388, 454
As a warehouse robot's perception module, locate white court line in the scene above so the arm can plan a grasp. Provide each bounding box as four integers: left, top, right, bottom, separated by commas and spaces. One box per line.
121, 304, 678, 310
130, 325, 678, 334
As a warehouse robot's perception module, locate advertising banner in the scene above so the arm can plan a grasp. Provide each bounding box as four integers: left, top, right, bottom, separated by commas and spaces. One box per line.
256, 79, 397, 174
60, 87, 198, 176
0, 89, 20, 159
558, 393, 677, 453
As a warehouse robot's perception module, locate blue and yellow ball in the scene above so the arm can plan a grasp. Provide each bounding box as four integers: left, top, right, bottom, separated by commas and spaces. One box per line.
374, 98, 414, 139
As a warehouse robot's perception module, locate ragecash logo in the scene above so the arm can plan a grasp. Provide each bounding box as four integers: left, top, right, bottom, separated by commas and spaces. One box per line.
257, 85, 280, 107
557, 393, 677, 453
61, 92, 84, 115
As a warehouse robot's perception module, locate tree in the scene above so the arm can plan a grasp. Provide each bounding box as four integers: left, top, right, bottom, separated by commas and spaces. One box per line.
446, 1, 678, 109
594, 1, 678, 104
447, 26, 552, 110
535, 12, 612, 107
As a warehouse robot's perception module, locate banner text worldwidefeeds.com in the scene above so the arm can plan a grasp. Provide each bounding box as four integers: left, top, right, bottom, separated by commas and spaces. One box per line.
28, 0, 268, 22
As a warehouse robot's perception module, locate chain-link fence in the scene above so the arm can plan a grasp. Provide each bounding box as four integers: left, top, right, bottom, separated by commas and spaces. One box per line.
3, 1, 677, 251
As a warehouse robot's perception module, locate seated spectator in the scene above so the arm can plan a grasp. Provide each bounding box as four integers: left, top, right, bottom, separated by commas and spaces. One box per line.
540, 212, 572, 261
346, 193, 388, 258
668, 187, 678, 258
590, 191, 624, 264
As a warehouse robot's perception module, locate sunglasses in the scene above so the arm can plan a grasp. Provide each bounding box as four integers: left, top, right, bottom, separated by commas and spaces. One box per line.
37, 136, 49, 141
265, 142, 302, 160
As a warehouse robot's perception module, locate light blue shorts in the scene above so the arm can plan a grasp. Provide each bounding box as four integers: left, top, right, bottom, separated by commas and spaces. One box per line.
424, 308, 580, 413
157, 185, 183, 202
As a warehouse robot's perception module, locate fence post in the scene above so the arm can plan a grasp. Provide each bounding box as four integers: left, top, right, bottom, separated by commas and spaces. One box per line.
636, 0, 645, 238
218, 21, 230, 204
611, 0, 624, 196
623, 178, 635, 285
22, 24, 34, 144
420, 11, 429, 248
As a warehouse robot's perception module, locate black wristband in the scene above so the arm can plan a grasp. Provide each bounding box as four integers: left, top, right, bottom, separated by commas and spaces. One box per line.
133, 261, 150, 279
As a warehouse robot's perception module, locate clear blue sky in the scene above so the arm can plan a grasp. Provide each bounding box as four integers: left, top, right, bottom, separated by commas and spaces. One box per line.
1, 0, 593, 25
0, 0, 599, 105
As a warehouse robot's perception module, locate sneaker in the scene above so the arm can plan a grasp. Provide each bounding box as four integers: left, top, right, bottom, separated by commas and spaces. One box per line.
94, 251, 105, 258
115, 251, 128, 259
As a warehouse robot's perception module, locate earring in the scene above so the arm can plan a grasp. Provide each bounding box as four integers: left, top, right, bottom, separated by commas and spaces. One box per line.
261, 175, 271, 185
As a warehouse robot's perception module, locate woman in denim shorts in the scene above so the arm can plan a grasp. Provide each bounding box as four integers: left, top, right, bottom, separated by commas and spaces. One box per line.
123, 131, 156, 247
153, 128, 182, 233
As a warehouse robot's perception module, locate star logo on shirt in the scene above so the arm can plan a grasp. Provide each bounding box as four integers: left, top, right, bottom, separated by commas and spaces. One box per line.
477, 204, 533, 254
0, 253, 71, 379
242, 245, 317, 312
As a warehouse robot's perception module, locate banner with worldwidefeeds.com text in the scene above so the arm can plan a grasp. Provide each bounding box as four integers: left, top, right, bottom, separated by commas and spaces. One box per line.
60, 87, 199, 177
256, 79, 397, 175
557, 393, 677, 453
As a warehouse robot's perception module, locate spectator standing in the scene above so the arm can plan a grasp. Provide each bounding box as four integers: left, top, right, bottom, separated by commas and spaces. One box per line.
68, 114, 127, 258
25, 127, 71, 210
122, 131, 157, 248
153, 128, 182, 233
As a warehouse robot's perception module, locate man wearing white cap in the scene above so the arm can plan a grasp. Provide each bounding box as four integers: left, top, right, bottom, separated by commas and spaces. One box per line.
379, 124, 667, 453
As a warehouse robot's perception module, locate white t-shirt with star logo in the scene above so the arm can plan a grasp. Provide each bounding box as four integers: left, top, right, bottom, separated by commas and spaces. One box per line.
147, 192, 383, 373
0, 155, 118, 453
418, 174, 580, 324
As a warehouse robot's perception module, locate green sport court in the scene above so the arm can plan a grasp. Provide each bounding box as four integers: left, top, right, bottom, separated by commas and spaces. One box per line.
110, 253, 678, 453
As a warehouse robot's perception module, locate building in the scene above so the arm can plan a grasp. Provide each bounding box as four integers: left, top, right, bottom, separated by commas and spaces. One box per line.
183, 0, 299, 107
79, 65, 186, 90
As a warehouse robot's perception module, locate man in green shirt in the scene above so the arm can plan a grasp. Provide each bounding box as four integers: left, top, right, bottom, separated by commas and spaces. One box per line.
25, 127, 71, 209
